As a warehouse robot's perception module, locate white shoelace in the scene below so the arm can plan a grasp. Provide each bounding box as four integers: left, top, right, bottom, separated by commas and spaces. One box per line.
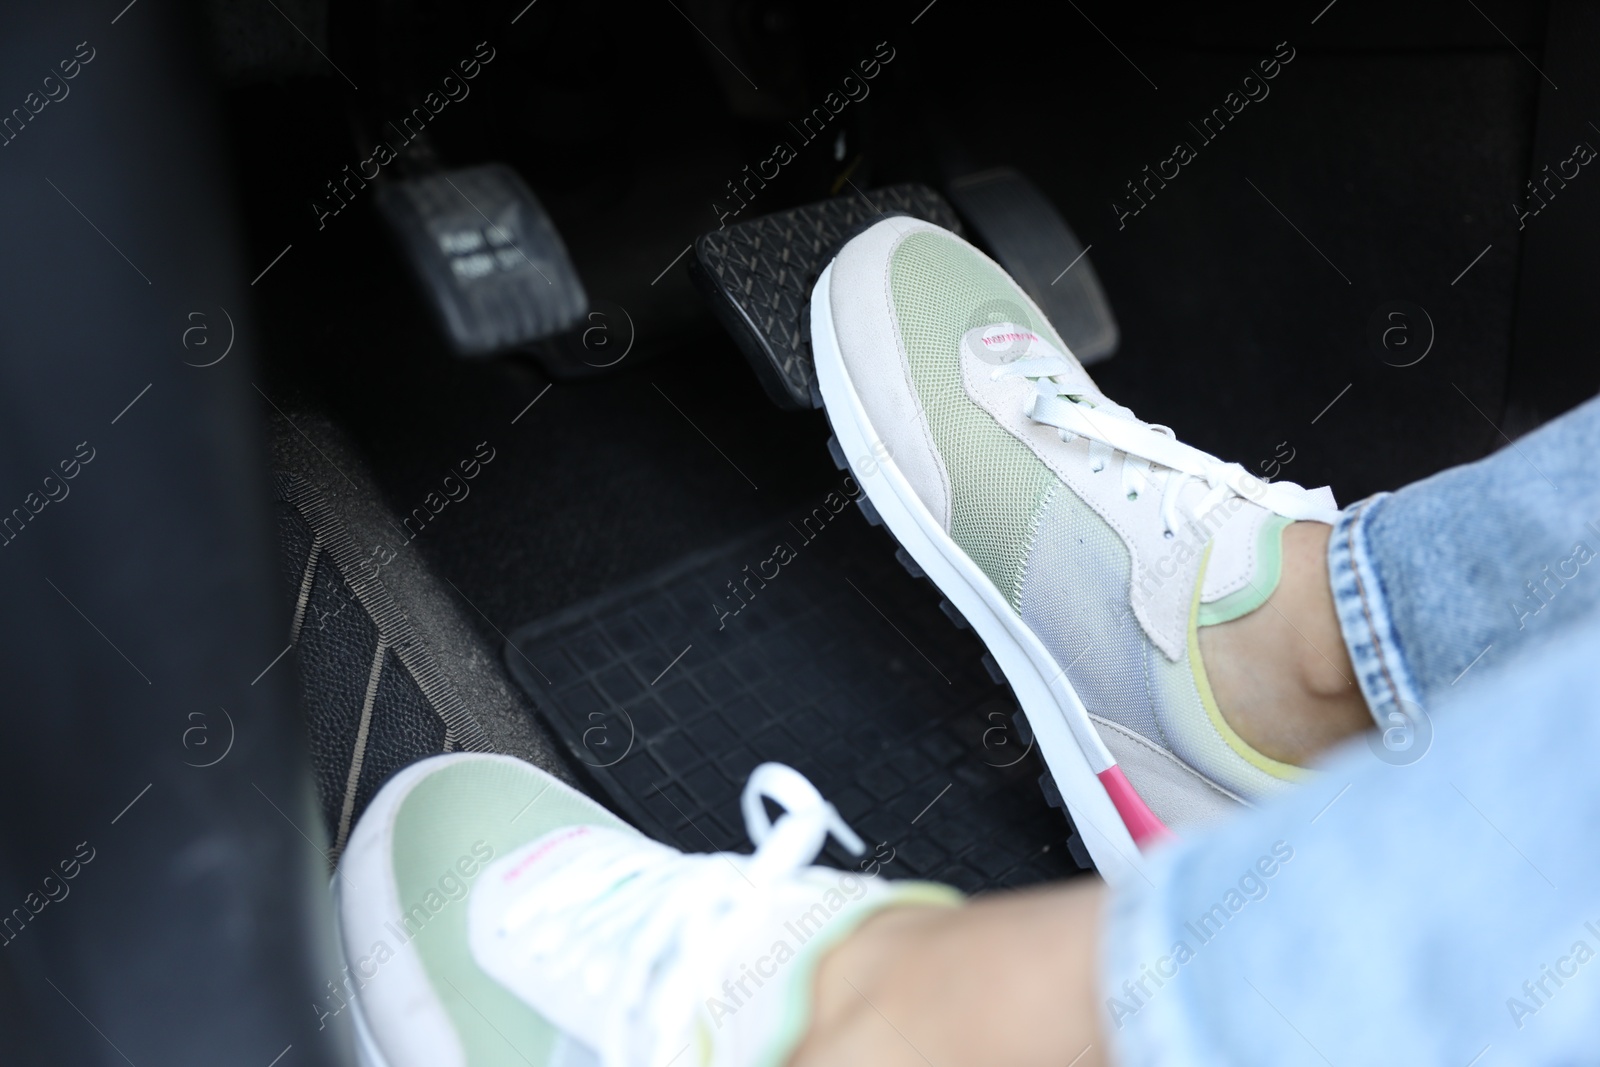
991, 353, 1340, 534
488, 764, 866, 1067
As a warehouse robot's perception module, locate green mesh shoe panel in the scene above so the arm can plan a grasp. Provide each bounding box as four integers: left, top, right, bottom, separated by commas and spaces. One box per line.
888, 231, 1064, 606
389, 759, 631, 1066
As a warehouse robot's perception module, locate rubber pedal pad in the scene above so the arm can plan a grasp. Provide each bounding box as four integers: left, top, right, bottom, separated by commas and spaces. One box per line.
373, 162, 586, 357
689, 184, 963, 410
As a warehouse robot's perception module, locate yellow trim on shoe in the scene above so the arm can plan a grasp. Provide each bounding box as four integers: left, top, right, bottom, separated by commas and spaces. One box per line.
1188, 543, 1308, 783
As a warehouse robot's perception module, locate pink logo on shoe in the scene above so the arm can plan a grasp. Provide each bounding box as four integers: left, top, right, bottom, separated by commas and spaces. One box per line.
503, 825, 593, 883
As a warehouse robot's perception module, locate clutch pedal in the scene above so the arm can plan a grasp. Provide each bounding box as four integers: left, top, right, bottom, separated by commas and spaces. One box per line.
375, 163, 587, 357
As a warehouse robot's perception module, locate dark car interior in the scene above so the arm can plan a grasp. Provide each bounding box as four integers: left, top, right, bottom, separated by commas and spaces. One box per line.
4, 0, 1596, 1062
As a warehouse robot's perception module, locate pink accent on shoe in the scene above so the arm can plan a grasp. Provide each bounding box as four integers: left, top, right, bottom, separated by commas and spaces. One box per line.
1096, 766, 1177, 850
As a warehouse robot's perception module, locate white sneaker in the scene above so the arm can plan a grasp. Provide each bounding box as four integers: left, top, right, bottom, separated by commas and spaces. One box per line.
810, 218, 1339, 884
336, 753, 957, 1067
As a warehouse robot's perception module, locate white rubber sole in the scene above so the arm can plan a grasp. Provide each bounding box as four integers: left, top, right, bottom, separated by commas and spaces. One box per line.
809, 261, 1147, 888
327, 873, 393, 1067
331, 754, 455, 1067
348, 968, 388, 1067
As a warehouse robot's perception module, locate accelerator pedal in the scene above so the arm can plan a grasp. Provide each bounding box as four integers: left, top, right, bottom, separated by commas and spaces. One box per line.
946, 168, 1119, 365
690, 183, 963, 411
375, 163, 587, 357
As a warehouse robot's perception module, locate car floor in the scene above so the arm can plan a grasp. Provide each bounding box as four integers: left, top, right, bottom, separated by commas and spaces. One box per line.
232, 12, 1542, 873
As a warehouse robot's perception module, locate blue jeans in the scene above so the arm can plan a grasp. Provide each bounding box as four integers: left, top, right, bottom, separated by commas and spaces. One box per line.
1103, 395, 1600, 1066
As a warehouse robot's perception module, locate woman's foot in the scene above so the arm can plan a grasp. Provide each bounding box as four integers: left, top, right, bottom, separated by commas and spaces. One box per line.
811, 218, 1370, 868
337, 753, 959, 1067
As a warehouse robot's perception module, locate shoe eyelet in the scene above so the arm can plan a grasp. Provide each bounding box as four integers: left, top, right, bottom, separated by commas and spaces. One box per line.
1091, 462, 1105, 473
1163, 529, 1175, 539
1126, 490, 1139, 501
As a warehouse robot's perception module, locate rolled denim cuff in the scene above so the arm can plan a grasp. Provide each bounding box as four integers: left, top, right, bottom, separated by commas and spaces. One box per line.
1327, 494, 1426, 734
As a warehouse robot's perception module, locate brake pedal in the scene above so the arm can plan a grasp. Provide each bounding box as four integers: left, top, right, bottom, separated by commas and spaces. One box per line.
375, 163, 587, 357
690, 183, 964, 411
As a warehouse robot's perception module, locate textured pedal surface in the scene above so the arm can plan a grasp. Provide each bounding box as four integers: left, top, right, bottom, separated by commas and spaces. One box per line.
691, 183, 964, 410
375, 163, 587, 357
502, 511, 1083, 891
946, 168, 1119, 365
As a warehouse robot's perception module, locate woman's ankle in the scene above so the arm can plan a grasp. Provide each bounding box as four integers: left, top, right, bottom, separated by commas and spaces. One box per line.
1198, 521, 1372, 765
791, 885, 1107, 1067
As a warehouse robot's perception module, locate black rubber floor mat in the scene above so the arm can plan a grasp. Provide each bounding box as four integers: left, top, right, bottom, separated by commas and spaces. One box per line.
503, 495, 1085, 893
